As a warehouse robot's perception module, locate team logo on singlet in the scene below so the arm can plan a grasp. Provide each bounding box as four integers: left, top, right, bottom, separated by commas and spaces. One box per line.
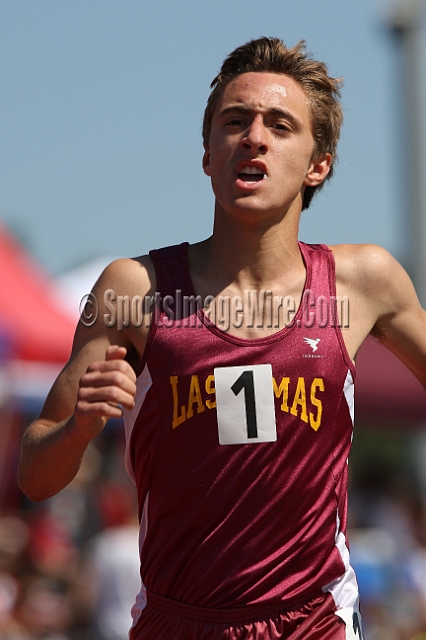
303, 337, 323, 359
304, 338, 320, 352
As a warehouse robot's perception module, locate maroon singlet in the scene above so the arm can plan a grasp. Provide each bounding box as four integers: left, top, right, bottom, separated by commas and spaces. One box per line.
123, 242, 361, 637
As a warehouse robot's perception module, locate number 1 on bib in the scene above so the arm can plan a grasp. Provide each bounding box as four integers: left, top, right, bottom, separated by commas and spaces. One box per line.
231, 370, 258, 438
214, 364, 277, 445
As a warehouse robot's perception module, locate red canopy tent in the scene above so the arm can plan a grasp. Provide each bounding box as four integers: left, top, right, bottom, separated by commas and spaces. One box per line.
0, 225, 75, 363
0, 225, 77, 507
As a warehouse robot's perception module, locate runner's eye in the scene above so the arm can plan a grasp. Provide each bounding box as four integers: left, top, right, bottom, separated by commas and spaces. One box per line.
274, 123, 290, 131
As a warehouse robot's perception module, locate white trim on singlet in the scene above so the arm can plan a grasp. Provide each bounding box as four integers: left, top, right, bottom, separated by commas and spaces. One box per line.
322, 507, 363, 638
335, 520, 350, 575
337, 605, 364, 639
323, 560, 362, 637
320, 370, 364, 638
123, 364, 153, 483
343, 370, 354, 425
343, 369, 355, 464
323, 512, 356, 604
130, 493, 149, 631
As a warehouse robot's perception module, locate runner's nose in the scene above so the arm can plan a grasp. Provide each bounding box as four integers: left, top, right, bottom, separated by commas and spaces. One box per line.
241, 117, 268, 154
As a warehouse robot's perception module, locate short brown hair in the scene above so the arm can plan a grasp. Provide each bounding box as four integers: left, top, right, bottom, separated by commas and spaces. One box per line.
202, 37, 343, 209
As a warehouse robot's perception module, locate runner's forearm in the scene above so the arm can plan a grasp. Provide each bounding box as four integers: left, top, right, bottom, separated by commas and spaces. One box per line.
18, 416, 93, 501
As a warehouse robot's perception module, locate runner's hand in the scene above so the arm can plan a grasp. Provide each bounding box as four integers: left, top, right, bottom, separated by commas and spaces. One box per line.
74, 345, 136, 438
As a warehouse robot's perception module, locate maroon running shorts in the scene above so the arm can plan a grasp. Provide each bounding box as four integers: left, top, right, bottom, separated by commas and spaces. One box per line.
129, 590, 362, 639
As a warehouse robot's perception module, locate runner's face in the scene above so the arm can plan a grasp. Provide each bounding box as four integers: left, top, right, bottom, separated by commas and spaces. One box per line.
203, 72, 330, 219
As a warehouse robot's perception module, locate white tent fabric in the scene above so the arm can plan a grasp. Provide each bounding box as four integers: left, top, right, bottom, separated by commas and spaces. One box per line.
55, 256, 119, 321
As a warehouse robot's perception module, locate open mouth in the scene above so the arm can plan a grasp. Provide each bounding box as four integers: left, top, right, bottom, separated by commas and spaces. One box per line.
238, 166, 266, 183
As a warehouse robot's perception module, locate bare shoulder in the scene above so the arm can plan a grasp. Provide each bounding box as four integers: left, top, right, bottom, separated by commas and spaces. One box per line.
92, 254, 156, 298
330, 243, 403, 289
330, 244, 426, 386
73, 253, 156, 358
329, 243, 416, 311
37, 254, 156, 424
69, 253, 156, 373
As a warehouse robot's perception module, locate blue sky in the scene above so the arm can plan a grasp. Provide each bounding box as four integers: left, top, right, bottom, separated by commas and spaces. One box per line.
0, 0, 422, 274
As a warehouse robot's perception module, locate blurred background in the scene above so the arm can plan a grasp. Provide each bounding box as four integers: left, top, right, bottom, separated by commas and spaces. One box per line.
1, 0, 426, 638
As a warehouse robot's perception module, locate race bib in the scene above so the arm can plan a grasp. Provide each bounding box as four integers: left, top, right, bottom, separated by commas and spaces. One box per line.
214, 364, 277, 445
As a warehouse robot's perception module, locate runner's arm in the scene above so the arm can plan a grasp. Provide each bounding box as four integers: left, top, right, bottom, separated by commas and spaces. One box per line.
18, 257, 152, 501
360, 246, 426, 389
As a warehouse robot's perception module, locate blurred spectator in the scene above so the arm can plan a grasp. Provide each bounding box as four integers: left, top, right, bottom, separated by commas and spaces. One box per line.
0, 571, 27, 639
14, 575, 73, 639
0, 515, 29, 575
81, 481, 140, 640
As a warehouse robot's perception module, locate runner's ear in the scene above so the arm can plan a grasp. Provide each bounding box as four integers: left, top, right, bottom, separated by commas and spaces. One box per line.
304, 153, 331, 187
202, 148, 211, 177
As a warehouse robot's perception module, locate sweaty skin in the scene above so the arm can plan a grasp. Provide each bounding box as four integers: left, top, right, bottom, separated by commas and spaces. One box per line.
18, 71, 426, 502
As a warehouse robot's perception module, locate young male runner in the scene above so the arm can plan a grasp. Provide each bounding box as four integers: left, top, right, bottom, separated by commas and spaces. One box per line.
18, 38, 426, 639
